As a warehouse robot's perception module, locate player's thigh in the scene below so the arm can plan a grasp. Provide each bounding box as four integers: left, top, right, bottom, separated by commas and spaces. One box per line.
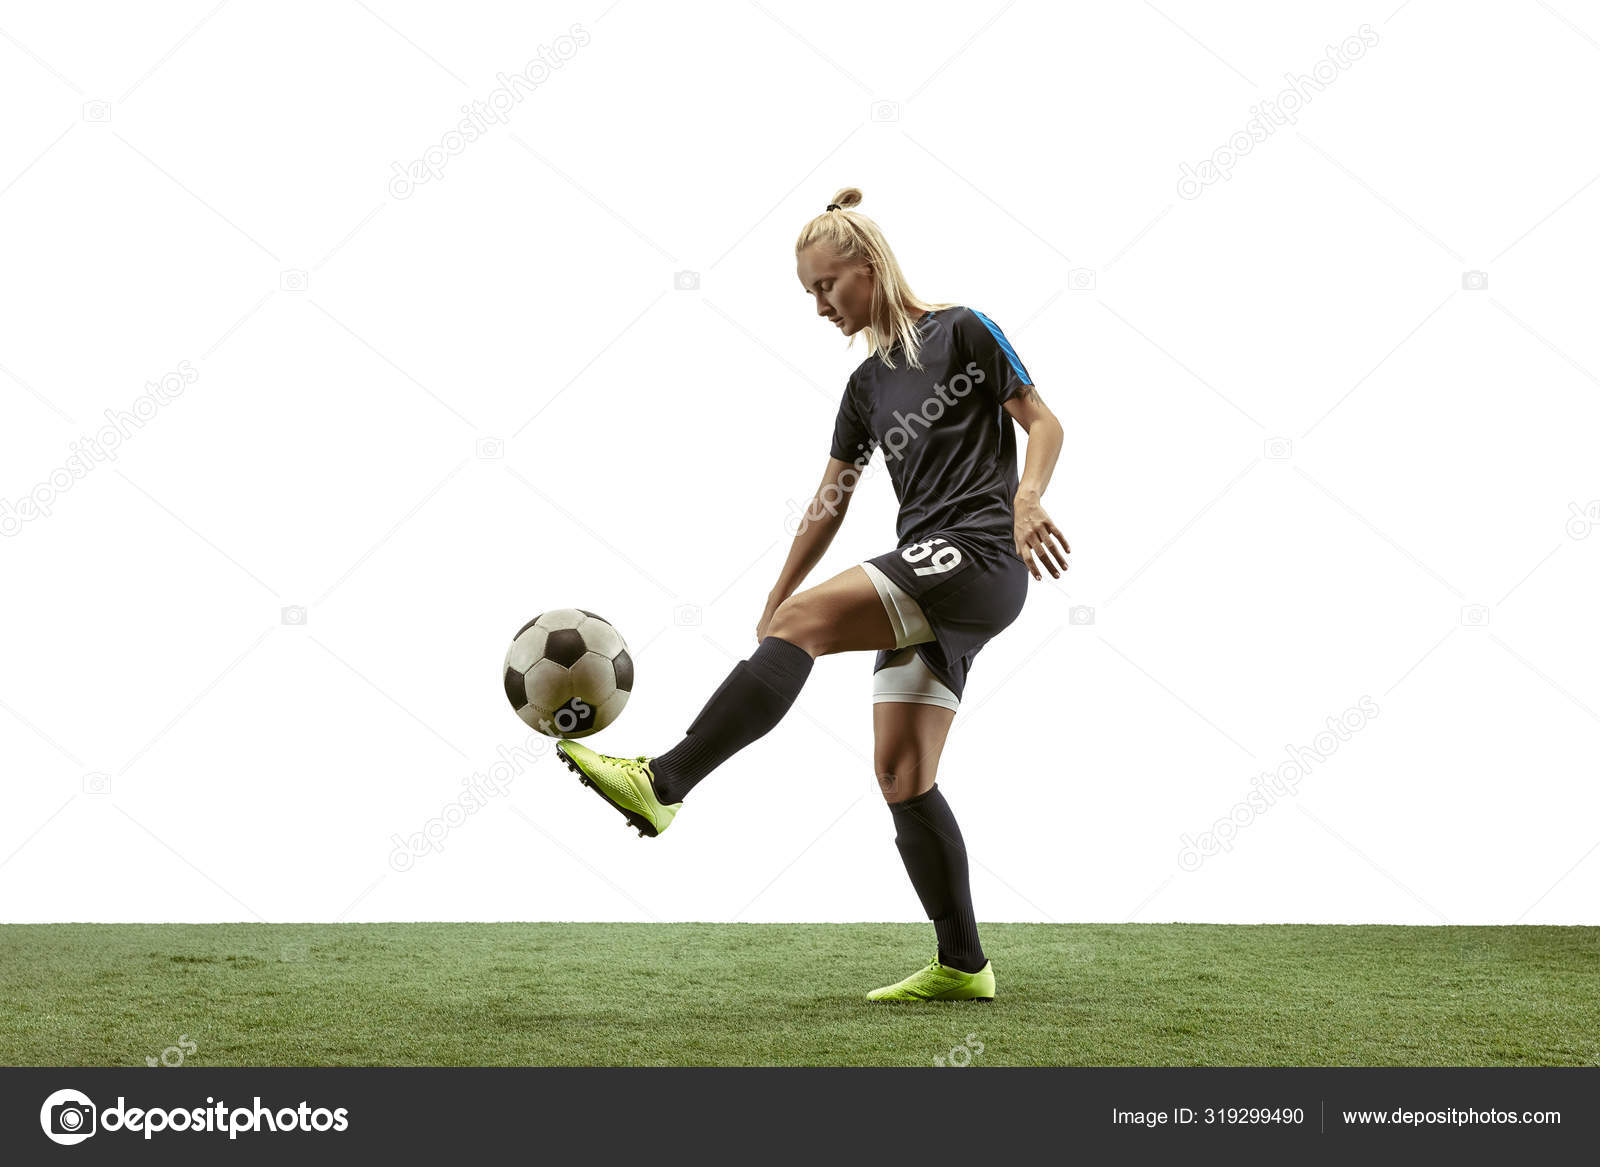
872, 699, 956, 804
767, 564, 896, 656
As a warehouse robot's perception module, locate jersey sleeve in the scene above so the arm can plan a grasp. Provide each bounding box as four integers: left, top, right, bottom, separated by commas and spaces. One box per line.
955, 307, 1034, 405
828, 375, 877, 463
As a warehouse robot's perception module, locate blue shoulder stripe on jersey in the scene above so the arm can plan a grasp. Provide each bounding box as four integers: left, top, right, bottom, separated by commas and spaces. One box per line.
969, 308, 1033, 385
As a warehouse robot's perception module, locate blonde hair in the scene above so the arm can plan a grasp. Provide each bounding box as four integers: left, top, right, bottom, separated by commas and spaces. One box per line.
795, 187, 953, 370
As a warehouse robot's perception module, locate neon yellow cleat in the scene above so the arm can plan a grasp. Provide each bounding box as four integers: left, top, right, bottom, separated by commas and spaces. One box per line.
555, 740, 682, 838
867, 956, 996, 1002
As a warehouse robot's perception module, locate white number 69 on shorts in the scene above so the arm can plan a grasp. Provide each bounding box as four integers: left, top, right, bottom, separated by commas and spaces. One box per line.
902, 536, 964, 577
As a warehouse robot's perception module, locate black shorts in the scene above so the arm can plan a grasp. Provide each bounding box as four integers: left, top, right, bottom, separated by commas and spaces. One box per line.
861, 529, 1029, 706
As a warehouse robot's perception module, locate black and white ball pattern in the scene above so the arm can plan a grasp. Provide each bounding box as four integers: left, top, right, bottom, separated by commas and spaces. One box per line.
503, 608, 633, 738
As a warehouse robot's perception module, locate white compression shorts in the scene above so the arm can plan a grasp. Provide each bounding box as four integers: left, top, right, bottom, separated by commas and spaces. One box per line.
859, 560, 960, 711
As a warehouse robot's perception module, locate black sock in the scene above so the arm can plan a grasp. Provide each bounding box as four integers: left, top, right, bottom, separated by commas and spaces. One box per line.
650, 635, 814, 804
889, 783, 987, 974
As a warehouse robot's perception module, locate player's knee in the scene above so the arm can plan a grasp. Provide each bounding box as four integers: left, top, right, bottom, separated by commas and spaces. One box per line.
767, 596, 826, 654
876, 765, 928, 804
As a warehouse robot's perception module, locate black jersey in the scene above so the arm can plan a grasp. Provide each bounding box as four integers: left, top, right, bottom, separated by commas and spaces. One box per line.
829, 306, 1034, 563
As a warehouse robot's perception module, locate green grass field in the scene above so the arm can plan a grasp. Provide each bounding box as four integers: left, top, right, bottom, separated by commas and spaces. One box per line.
2, 923, 1595, 1066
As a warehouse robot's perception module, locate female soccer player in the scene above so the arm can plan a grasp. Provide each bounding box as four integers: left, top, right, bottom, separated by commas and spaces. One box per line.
557, 187, 1069, 1002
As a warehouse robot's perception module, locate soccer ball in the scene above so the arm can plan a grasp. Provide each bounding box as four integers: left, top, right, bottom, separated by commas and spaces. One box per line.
503, 608, 633, 738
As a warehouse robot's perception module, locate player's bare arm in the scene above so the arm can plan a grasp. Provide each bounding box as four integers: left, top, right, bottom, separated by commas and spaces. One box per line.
1003, 387, 1070, 580
757, 455, 859, 640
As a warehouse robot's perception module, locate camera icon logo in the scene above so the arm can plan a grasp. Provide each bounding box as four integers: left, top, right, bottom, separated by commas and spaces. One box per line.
281, 605, 308, 626
1068, 268, 1097, 292
280, 269, 309, 293
476, 437, 504, 460
1461, 270, 1488, 291
82, 772, 112, 797
40, 1089, 97, 1145
82, 100, 112, 123
1069, 605, 1096, 626
674, 270, 700, 291
279, 941, 309, 963
674, 603, 702, 627
1460, 604, 1490, 627
871, 100, 901, 122
1264, 437, 1293, 460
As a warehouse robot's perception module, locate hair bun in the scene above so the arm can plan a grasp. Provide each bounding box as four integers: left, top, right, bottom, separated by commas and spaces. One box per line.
828, 187, 863, 212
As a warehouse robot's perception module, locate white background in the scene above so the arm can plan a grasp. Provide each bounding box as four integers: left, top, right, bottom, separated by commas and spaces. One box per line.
2, 0, 1597, 927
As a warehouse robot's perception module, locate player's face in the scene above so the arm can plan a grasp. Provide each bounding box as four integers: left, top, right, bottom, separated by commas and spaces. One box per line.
798, 244, 874, 337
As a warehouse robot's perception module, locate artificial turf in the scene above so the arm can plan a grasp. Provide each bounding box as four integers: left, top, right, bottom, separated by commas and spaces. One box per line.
1, 922, 1595, 1066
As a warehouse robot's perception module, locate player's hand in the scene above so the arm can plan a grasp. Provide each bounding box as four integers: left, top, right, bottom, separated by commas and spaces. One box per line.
755, 589, 785, 642
1014, 490, 1070, 580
